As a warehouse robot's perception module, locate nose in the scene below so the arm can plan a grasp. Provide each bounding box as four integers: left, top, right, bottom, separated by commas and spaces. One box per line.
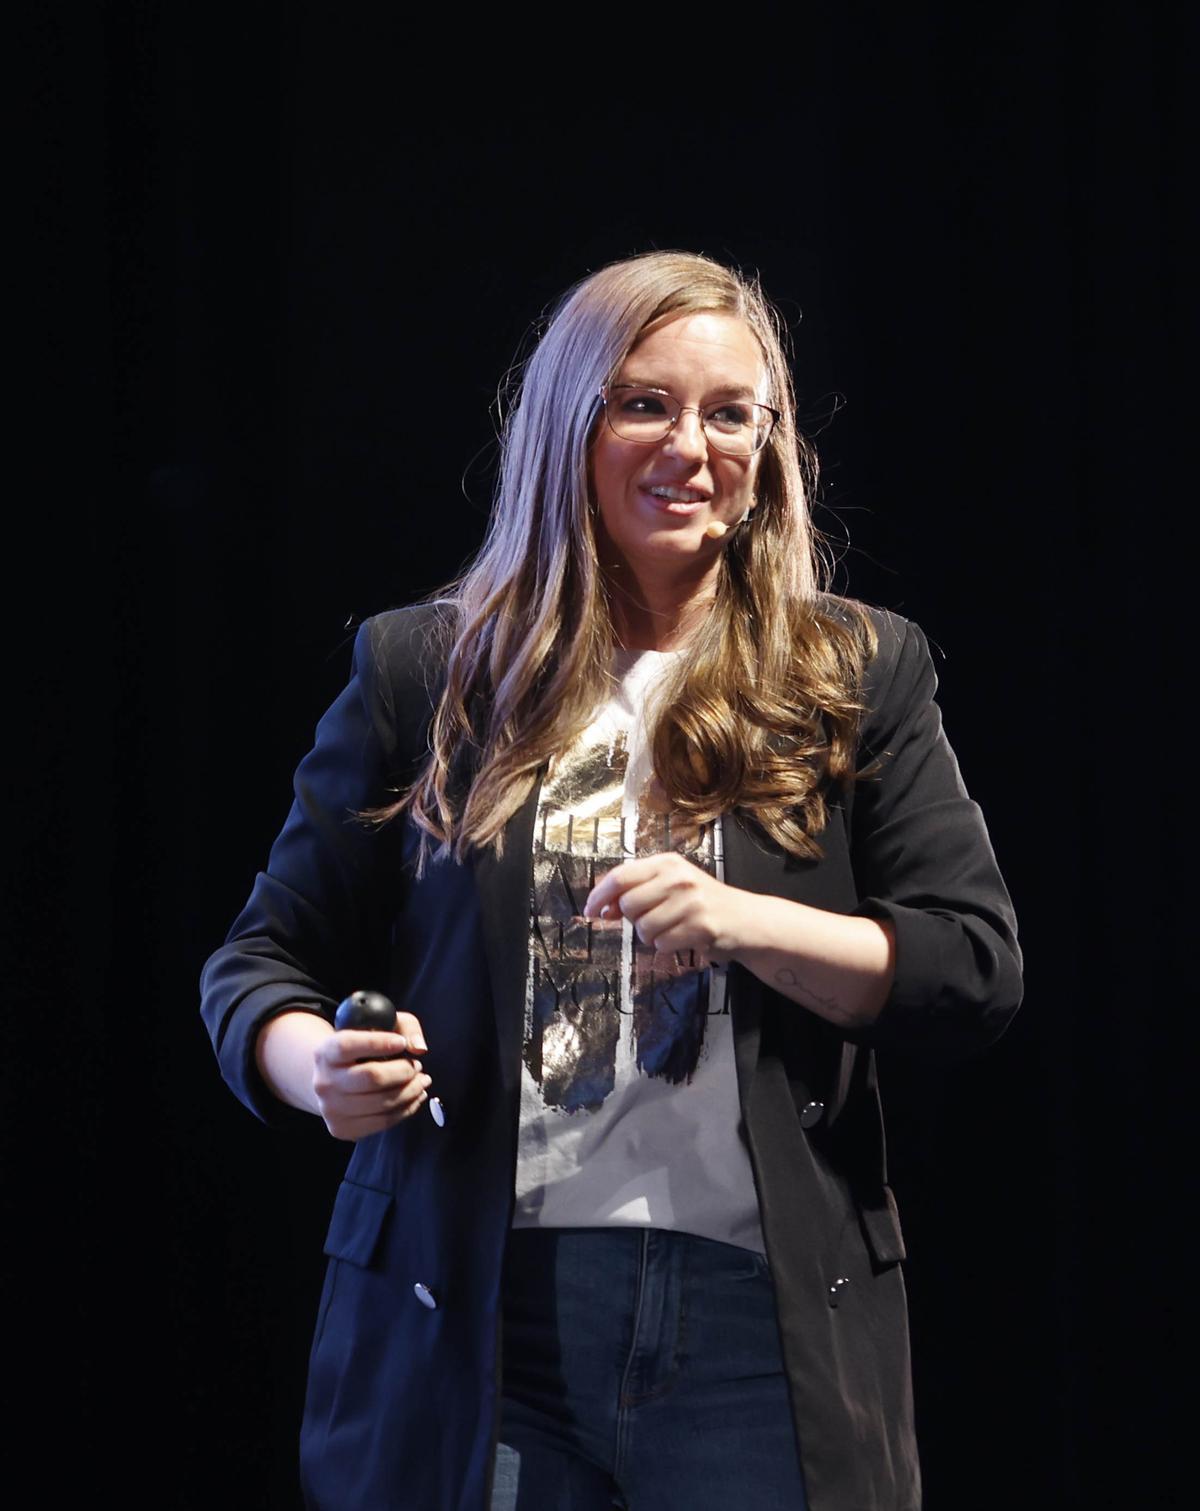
661, 406, 708, 463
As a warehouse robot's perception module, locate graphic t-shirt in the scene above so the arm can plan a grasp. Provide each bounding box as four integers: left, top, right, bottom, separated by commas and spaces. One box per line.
513, 649, 765, 1253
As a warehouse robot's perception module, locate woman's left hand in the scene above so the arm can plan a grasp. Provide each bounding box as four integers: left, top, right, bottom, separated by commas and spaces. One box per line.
583, 854, 750, 962
584, 854, 895, 1029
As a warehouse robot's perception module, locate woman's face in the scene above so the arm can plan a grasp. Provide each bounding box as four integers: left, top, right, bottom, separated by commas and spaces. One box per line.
590, 312, 767, 580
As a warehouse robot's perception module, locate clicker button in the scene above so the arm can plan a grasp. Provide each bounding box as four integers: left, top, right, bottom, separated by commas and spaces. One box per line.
428, 1097, 446, 1128
413, 1282, 438, 1310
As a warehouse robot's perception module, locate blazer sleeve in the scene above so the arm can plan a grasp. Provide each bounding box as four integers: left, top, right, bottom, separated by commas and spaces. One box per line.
847, 609, 1023, 1057
199, 611, 423, 1127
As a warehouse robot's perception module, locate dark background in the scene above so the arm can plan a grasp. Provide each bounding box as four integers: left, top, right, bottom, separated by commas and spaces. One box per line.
19, 5, 1188, 1507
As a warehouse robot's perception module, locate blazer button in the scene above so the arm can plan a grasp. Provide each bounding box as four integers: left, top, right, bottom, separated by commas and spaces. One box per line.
428, 1096, 446, 1128
413, 1282, 438, 1310
799, 1100, 825, 1129
828, 1276, 851, 1308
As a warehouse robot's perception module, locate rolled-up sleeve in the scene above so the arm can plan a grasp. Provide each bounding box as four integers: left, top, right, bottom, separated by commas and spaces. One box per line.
849, 611, 1023, 1058
200, 614, 410, 1126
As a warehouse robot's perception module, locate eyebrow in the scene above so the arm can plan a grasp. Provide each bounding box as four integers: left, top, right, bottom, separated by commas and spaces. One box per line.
618, 379, 762, 401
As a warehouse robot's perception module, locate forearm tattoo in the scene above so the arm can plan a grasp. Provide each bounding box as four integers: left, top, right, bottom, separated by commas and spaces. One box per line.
773, 968, 856, 1026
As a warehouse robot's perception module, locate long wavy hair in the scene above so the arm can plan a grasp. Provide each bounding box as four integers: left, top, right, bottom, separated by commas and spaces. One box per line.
379, 251, 875, 868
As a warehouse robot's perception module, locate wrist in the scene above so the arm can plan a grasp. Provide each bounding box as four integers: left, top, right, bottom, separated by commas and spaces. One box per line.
720, 886, 782, 961
255, 1009, 334, 1115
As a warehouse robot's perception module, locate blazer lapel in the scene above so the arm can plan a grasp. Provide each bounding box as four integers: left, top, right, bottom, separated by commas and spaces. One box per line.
472, 779, 542, 1102
722, 811, 853, 1114
721, 815, 778, 1111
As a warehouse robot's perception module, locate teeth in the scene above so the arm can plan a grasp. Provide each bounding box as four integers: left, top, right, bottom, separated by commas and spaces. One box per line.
649, 485, 706, 503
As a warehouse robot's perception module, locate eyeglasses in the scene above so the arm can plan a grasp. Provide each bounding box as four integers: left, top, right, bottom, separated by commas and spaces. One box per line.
598, 384, 780, 458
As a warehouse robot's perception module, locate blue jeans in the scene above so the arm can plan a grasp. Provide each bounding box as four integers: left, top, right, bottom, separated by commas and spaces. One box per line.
491, 1227, 808, 1510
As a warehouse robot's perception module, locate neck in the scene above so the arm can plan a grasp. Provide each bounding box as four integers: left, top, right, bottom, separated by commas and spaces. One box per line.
602, 556, 720, 652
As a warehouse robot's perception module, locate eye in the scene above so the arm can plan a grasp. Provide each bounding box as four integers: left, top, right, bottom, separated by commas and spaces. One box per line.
617, 389, 669, 417
707, 402, 753, 431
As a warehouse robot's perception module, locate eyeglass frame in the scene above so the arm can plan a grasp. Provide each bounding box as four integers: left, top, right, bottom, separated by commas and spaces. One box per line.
596, 383, 781, 457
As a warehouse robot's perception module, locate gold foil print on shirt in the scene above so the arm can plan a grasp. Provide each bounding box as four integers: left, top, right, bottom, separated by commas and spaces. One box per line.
525, 721, 721, 1113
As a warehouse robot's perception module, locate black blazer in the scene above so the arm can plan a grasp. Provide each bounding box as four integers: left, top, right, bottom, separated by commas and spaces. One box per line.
201, 600, 1022, 1511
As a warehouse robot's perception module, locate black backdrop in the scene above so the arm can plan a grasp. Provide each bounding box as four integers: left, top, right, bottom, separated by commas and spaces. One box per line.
19, 6, 1188, 1507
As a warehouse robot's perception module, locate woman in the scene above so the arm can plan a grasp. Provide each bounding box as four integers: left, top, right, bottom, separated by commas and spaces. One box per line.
201, 251, 1022, 1511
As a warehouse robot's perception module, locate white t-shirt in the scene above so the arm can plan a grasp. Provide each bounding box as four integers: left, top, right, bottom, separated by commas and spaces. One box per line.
512, 649, 765, 1254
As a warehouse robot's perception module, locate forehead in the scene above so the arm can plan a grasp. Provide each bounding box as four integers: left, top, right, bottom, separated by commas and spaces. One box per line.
620, 312, 766, 391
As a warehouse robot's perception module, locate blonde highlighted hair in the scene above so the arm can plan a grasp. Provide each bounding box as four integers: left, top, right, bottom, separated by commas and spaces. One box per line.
378, 251, 875, 866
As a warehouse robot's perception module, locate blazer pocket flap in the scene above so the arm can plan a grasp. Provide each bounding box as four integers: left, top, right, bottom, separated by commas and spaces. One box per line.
857, 1184, 907, 1267
323, 1180, 393, 1268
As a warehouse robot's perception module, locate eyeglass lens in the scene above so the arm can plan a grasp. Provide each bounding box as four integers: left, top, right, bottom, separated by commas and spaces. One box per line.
606, 387, 772, 455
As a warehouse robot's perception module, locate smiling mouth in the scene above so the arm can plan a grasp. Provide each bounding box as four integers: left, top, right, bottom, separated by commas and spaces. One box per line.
643, 485, 711, 516
647, 484, 709, 504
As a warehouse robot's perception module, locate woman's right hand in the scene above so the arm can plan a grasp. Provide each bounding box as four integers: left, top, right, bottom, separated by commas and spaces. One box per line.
312, 1016, 433, 1140
255, 1010, 432, 1140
